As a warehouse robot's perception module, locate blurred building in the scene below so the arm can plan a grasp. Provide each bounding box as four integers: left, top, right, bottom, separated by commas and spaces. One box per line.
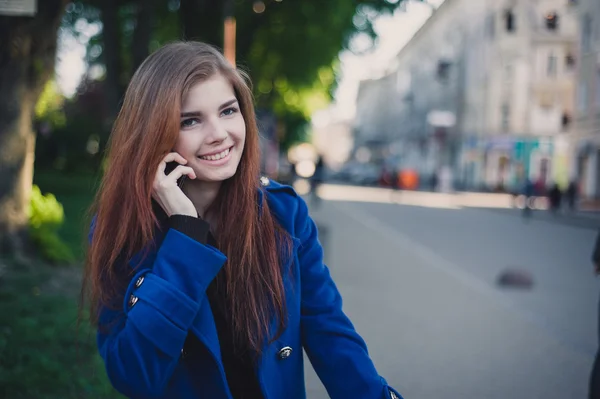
471, 0, 579, 192
353, 0, 580, 193
390, 0, 488, 187
573, 0, 600, 198
351, 0, 486, 184
353, 73, 403, 165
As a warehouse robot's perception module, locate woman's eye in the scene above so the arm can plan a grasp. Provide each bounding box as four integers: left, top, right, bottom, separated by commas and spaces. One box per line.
221, 107, 238, 117
181, 118, 200, 128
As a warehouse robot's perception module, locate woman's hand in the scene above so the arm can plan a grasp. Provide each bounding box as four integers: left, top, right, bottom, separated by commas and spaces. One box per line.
152, 152, 197, 217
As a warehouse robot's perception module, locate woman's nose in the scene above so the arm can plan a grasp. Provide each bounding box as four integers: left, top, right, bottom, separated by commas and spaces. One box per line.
205, 119, 228, 142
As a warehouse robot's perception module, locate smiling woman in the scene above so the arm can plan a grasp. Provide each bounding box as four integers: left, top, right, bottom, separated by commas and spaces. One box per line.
176, 79, 245, 183
82, 41, 402, 399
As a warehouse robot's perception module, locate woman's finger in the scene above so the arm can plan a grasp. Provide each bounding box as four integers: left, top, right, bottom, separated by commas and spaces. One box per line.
167, 165, 197, 181
155, 152, 188, 179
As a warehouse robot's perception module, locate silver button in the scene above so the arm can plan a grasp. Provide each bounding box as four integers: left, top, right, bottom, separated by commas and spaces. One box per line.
134, 275, 145, 288
390, 391, 400, 399
260, 176, 270, 186
128, 295, 138, 307
277, 346, 292, 359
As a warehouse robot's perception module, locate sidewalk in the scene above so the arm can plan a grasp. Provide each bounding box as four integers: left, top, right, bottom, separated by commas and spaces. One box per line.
304, 199, 591, 399
579, 198, 600, 212
317, 183, 600, 229
488, 207, 600, 230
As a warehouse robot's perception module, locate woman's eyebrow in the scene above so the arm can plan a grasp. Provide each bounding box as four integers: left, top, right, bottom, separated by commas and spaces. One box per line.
219, 98, 238, 110
180, 111, 201, 118
180, 99, 238, 118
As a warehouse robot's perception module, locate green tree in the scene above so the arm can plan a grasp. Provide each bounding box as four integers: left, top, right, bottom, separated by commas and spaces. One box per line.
0, 1, 69, 255
64, 0, 413, 146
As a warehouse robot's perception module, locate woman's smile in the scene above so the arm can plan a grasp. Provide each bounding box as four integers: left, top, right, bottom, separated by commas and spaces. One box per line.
195, 145, 234, 167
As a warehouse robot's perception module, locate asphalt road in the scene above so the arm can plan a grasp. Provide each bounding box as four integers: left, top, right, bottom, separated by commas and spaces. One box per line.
301, 188, 598, 399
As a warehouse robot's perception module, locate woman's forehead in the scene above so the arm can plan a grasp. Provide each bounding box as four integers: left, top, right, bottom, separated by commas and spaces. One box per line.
181, 74, 237, 111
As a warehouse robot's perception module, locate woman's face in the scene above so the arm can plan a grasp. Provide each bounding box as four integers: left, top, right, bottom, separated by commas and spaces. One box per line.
174, 73, 246, 183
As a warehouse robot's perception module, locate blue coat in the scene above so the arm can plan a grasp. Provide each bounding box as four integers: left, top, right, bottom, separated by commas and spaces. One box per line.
95, 179, 403, 399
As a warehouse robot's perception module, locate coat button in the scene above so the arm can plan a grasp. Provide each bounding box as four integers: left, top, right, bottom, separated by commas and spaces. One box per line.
277, 346, 292, 359
260, 176, 270, 186
134, 276, 144, 288
390, 391, 399, 399
128, 294, 138, 307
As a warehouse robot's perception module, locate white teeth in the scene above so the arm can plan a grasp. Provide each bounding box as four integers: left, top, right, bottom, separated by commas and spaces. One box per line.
200, 148, 230, 161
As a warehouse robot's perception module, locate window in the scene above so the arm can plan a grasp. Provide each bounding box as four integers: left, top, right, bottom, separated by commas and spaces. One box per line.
565, 53, 576, 69
501, 104, 510, 131
437, 60, 451, 81
582, 15, 592, 53
561, 113, 571, 129
505, 9, 515, 32
545, 12, 559, 31
547, 54, 557, 77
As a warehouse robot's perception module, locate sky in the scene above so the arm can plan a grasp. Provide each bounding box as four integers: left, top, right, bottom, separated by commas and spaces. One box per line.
55, 0, 445, 119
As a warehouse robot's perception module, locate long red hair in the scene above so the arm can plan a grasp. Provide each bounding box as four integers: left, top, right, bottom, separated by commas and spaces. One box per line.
82, 41, 290, 354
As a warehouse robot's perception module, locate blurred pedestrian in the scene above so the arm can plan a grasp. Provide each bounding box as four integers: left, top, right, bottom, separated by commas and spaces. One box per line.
548, 183, 562, 215
311, 155, 325, 208
379, 162, 394, 188
82, 41, 402, 399
589, 229, 600, 399
438, 166, 453, 193
522, 178, 534, 218
534, 177, 546, 197
566, 180, 578, 212
430, 171, 438, 192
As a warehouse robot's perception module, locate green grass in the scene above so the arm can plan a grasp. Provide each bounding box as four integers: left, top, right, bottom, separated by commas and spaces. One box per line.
0, 259, 123, 399
0, 170, 126, 397
33, 170, 100, 260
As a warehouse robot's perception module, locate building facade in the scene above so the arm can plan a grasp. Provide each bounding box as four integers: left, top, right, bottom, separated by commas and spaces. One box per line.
465, 0, 580, 192
353, 0, 581, 192
573, 0, 600, 198
353, 73, 404, 164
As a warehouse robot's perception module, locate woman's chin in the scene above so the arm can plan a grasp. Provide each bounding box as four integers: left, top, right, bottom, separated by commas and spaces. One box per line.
194, 168, 238, 183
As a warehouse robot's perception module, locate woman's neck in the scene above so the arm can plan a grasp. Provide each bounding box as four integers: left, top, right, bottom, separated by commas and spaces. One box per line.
182, 179, 221, 219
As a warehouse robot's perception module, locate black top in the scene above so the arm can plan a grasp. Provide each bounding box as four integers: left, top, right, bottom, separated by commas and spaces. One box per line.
168, 212, 264, 399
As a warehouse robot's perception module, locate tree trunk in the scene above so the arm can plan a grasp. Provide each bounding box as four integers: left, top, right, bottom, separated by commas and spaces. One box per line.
0, 0, 68, 256
180, 0, 222, 47
132, 0, 158, 72
98, 0, 123, 119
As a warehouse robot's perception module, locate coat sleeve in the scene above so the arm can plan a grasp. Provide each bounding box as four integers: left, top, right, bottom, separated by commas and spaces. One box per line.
294, 196, 403, 399
95, 226, 226, 399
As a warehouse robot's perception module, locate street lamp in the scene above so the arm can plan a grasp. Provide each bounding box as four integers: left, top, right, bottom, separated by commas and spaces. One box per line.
224, 18, 236, 65
224, 0, 235, 65
224, 0, 273, 66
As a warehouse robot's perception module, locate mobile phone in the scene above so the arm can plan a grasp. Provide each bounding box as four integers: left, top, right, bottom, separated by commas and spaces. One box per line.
165, 161, 179, 175
165, 161, 186, 187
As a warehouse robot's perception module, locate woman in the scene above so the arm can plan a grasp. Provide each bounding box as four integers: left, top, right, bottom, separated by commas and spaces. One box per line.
83, 41, 402, 399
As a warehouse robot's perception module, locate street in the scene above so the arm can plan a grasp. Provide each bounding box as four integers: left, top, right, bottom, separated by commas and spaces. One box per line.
301, 185, 598, 399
